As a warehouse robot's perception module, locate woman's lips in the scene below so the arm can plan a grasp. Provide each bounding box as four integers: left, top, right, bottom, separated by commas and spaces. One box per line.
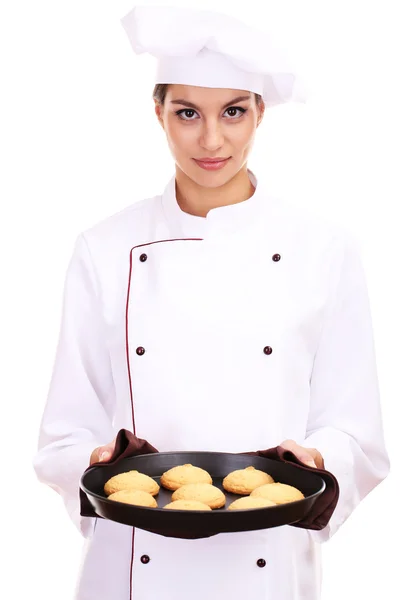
193, 157, 231, 170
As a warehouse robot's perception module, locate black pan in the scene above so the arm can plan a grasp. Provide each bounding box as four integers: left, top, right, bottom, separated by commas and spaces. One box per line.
81, 451, 325, 539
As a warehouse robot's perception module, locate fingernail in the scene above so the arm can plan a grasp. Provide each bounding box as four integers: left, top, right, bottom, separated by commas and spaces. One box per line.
99, 451, 109, 462
305, 459, 317, 468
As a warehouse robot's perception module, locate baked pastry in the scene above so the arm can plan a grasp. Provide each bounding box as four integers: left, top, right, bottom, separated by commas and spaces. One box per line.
104, 470, 160, 496
251, 482, 304, 504
107, 489, 157, 508
171, 483, 226, 509
228, 496, 276, 510
160, 464, 212, 491
223, 466, 274, 495
163, 500, 212, 511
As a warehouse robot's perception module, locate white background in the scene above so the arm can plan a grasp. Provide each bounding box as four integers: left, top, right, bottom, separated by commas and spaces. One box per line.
1, 0, 399, 598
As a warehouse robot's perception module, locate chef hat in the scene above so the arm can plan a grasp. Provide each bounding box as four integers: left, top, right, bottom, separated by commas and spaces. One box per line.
121, 5, 306, 108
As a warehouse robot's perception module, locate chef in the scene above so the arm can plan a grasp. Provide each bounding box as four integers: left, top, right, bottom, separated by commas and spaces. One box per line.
33, 5, 390, 600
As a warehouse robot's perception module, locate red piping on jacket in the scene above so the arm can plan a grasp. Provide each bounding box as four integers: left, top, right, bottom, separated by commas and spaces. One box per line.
126, 237, 203, 600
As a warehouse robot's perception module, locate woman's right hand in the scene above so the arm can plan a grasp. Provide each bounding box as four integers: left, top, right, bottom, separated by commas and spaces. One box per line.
90, 437, 117, 465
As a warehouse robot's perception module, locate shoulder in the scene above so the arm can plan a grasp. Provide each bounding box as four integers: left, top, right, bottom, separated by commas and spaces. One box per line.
67, 193, 163, 280
76, 193, 163, 267
270, 193, 359, 252
83, 194, 161, 243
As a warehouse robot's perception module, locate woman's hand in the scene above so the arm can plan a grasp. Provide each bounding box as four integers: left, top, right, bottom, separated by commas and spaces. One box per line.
280, 439, 324, 469
90, 437, 117, 466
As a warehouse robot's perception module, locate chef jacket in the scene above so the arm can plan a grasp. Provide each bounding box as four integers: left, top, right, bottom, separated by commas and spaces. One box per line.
33, 168, 390, 600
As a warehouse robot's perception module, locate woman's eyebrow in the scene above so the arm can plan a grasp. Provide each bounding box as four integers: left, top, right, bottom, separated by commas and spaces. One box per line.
170, 95, 251, 110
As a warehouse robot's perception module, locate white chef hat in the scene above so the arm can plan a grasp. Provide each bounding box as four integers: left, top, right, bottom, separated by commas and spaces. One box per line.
121, 5, 306, 108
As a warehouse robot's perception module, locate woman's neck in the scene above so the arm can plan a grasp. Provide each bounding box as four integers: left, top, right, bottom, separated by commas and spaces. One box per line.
175, 165, 255, 218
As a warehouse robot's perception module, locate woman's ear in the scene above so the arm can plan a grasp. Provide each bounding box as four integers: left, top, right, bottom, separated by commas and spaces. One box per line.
154, 100, 165, 130
257, 100, 265, 127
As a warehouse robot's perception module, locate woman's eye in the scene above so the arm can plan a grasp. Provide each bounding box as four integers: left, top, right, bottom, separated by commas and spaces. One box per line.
175, 107, 247, 121
225, 107, 247, 118
176, 109, 198, 120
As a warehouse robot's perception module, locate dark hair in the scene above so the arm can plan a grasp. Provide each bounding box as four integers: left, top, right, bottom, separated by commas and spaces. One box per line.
153, 83, 263, 108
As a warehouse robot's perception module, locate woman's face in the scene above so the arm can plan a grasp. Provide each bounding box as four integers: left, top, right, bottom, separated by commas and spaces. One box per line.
155, 85, 265, 187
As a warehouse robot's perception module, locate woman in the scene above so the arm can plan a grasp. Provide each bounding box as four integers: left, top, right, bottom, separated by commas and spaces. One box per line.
33, 5, 389, 600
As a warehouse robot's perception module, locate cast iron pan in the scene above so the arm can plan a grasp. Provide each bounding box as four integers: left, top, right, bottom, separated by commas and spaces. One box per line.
81, 452, 326, 539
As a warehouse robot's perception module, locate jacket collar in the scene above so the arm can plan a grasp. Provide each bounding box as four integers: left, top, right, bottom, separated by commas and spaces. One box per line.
161, 168, 271, 239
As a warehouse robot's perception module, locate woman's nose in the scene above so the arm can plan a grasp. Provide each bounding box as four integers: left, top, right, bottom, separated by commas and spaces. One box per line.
200, 122, 224, 150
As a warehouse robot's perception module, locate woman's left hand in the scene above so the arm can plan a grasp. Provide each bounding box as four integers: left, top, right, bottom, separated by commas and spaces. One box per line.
280, 439, 325, 469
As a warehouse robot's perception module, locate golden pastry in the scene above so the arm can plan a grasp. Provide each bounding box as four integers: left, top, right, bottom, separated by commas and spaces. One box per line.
104, 470, 160, 496
171, 483, 226, 509
251, 482, 304, 504
223, 466, 274, 495
228, 496, 276, 510
160, 464, 212, 491
107, 489, 158, 507
163, 500, 212, 511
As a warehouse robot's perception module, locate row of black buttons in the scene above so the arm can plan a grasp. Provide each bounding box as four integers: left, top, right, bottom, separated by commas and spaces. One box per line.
140, 555, 266, 567
139, 253, 281, 263
136, 346, 273, 356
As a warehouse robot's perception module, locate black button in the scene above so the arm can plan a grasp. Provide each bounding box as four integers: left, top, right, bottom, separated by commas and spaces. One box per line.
263, 346, 273, 355
140, 254, 148, 262
257, 558, 266, 568
140, 555, 150, 564
272, 254, 281, 262
136, 347, 145, 356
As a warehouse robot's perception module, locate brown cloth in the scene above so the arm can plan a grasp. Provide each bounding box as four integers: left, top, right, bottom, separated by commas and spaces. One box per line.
80, 429, 158, 517
245, 448, 339, 531
80, 429, 339, 531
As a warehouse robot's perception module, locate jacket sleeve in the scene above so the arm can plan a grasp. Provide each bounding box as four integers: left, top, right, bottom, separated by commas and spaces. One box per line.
303, 230, 390, 542
33, 234, 116, 537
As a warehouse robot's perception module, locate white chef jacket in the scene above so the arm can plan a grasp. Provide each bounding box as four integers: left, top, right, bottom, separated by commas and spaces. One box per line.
33, 168, 389, 600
